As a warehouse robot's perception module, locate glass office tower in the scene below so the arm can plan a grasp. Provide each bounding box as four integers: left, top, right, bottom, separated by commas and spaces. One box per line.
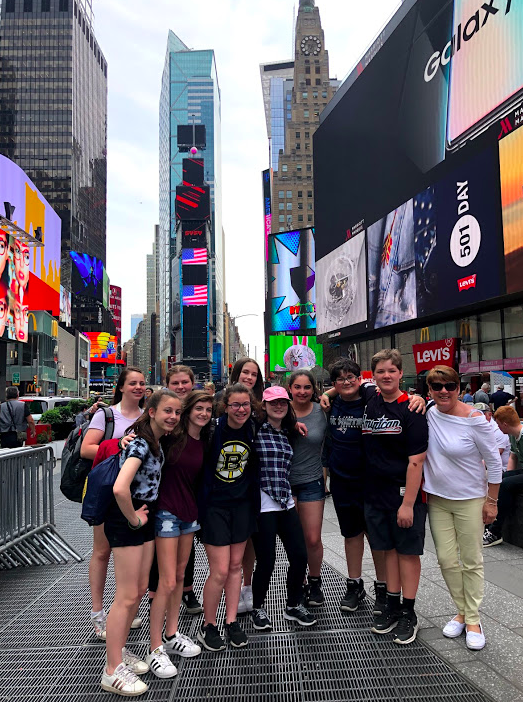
159, 31, 223, 366
0, 0, 108, 289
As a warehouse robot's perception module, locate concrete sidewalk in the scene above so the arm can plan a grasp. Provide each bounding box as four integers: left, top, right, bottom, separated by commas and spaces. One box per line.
321, 497, 523, 702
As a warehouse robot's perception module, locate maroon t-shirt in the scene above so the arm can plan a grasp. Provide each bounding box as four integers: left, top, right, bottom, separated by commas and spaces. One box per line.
157, 436, 203, 522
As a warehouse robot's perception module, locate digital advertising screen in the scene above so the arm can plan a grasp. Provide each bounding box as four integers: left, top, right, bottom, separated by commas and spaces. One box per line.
175, 185, 211, 220
181, 221, 207, 247
85, 332, 118, 363
267, 228, 316, 334
109, 285, 122, 341
314, 0, 523, 341
262, 169, 272, 261
0, 232, 30, 343
70, 251, 104, 301
269, 335, 323, 373
183, 306, 208, 358
182, 158, 204, 186
0, 155, 61, 317
59, 286, 72, 327
102, 268, 110, 309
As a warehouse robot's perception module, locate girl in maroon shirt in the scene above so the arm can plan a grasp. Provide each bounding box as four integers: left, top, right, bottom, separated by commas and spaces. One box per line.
147, 391, 213, 677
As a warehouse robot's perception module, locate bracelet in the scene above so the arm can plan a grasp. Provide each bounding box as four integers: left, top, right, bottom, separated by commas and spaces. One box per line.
128, 517, 142, 530
322, 393, 331, 399
486, 496, 498, 503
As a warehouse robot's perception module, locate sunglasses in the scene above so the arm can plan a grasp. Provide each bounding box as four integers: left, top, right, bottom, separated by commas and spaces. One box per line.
430, 382, 458, 392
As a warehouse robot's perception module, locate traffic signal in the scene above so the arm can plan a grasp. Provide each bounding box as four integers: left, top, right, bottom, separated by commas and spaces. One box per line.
33, 375, 37, 385
228, 364, 232, 376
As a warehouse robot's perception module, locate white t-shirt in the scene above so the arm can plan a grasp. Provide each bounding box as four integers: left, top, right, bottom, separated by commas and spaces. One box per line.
424, 408, 502, 500
260, 490, 295, 513
491, 421, 511, 471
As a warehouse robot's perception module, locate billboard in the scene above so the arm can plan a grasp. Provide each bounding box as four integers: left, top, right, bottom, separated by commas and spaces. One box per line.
182, 248, 207, 265
269, 335, 323, 373
183, 306, 208, 358
175, 185, 210, 220
0, 155, 61, 317
499, 124, 523, 294
262, 169, 272, 261
85, 332, 118, 363
314, 0, 522, 340
182, 158, 204, 186
102, 268, 110, 309
182, 221, 207, 247
316, 233, 367, 336
109, 285, 122, 341
59, 286, 72, 327
70, 251, 104, 301
182, 285, 208, 306
0, 232, 30, 342
267, 228, 316, 333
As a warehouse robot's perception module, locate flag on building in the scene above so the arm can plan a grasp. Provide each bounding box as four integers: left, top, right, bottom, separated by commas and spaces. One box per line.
182, 285, 208, 306
182, 248, 207, 265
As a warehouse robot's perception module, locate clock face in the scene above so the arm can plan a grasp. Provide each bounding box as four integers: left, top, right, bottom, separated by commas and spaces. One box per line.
300, 35, 321, 56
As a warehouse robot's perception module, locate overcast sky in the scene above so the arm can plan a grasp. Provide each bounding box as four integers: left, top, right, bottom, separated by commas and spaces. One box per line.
95, 0, 400, 370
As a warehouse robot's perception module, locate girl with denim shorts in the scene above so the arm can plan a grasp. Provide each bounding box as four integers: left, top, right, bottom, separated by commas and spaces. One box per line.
147, 390, 214, 677
100, 390, 181, 698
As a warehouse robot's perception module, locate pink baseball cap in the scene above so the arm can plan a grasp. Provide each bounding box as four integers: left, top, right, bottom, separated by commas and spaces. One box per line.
262, 386, 290, 402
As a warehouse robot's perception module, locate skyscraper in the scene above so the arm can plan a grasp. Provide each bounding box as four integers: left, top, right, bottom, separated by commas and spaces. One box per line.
0, 0, 108, 290
267, 0, 339, 233
159, 32, 223, 375
260, 60, 295, 174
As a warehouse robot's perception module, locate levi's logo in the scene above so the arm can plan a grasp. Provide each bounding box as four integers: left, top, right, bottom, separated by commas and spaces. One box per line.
458, 274, 477, 291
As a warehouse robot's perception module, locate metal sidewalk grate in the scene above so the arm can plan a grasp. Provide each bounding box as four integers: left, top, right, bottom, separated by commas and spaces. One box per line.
0, 499, 495, 702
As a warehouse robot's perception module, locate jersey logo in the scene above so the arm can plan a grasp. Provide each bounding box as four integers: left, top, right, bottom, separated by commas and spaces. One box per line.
361, 413, 402, 435
330, 415, 363, 434
216, 440, 250, 482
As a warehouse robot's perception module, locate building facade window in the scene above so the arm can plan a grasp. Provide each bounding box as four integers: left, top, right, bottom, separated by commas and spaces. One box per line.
286, 191, 292, 198
298, 215, 304, 222
279, 215, 285, 223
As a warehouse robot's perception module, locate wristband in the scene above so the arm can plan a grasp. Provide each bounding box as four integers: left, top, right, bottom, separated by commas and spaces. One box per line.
128, 517, 142, 530
486, 497, 498, 503
322, 393, 331, 399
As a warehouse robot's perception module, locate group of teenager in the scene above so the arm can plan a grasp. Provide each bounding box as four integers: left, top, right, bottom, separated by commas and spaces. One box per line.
80, 349, 508, 697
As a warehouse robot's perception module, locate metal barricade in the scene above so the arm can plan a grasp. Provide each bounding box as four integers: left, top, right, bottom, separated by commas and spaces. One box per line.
0, 445, 83, 569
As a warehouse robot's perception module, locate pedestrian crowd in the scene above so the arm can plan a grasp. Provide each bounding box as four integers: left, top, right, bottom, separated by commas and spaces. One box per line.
6, 351, 521, 697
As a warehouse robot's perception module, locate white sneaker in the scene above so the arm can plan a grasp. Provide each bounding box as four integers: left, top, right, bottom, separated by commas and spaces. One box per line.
122, 647, 149, 674
130, 616, 143, 629
241, 585, 253, 612
91, 611, 107, 640
466, 623, 485, 650
101, 663, 148, 696
162, 631, 201, 658
442, 617, 466, 638
145, 646, 178, 679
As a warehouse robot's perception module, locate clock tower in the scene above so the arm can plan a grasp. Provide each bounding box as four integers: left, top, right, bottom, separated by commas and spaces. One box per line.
272, 0, 336, 233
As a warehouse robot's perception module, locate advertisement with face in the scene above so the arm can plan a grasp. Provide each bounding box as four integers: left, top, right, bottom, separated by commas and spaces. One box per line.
85, 332, 118, 363
499, 124, 523, 294
0, 156, 61, 316
267, 228, 316, 333
316, 233, 366, 335
269, 335, 323, 373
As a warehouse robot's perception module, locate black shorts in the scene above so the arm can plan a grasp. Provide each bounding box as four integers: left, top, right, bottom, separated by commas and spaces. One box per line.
200, 500, 257, 547
330, 472, 366, 539
364, 502, 427, 555
104, 497, 156, 549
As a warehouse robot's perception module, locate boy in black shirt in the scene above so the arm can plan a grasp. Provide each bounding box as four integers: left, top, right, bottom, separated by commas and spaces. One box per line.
362, 349, 428, 645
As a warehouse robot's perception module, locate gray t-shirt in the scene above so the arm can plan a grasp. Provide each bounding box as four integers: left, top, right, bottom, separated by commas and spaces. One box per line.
0, 400, 30, 433
289, 403, 327, 487
474, 390, 490, 404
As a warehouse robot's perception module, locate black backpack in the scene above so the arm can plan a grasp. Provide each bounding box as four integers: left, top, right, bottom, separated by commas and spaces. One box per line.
60, 407, 115, 503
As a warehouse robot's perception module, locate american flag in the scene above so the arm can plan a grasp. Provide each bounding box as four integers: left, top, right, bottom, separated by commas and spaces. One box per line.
182, 248, 207, 265
182, 285, 208, 306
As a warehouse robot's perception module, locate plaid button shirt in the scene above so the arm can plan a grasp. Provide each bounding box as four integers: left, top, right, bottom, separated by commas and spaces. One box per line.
255, 422, 293, 509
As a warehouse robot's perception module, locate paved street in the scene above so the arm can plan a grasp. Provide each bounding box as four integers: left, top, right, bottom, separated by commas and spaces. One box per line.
1, 464, 522, 701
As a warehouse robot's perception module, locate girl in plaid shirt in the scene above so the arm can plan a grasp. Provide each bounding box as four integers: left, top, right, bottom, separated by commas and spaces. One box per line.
250, 386, 317, 631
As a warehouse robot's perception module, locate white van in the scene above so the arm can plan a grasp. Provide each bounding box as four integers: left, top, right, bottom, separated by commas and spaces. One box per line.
18, 396, 84, 422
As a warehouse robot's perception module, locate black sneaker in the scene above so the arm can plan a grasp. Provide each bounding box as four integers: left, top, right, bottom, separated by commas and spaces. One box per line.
182, 590, 203, 614
225, 620, 248, 647
251, 607, 273, 631
483, 529, 503, 548
340, 578, 366, 612
197, 623, 225, 652
393, 609, 419, 645
284, 603, 317, 626
307, 577, 325, 606
372, 581, 387, 615
371, 606, 400, 634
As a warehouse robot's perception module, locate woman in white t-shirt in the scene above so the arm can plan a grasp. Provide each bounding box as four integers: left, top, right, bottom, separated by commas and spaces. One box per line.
424, 366, 502, 651
81, 366, 146, 641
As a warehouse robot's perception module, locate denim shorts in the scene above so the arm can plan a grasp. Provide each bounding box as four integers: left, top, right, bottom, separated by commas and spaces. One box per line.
155, 509, 200, 538
292, 476, 325, 503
